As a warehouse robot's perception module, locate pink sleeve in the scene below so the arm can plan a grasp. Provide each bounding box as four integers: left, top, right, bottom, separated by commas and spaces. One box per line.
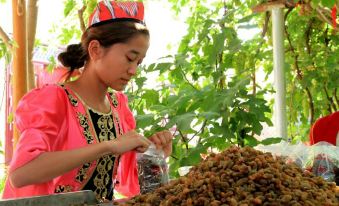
3, 85, 68, 199
114, 93, 140, 197
10, 85, 67, 172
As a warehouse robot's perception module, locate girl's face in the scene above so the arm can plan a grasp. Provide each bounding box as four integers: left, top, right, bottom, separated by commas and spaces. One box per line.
93, 34, 149, 91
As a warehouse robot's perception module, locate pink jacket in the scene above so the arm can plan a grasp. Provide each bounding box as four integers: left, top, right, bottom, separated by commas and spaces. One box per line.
3, 84, 139, 199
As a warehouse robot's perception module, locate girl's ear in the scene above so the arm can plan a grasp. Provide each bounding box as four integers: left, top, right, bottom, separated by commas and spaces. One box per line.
88, 40, 103, 61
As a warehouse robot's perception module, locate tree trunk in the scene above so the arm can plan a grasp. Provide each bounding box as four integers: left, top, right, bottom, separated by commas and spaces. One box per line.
27, 0, 38, 91
12, 0, 28, 147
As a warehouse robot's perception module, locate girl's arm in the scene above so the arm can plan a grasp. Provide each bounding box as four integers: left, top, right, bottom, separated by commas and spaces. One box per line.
9, 131, 151, 188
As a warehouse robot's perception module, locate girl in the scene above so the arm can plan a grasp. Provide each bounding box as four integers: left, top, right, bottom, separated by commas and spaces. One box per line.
3, 0, 172, 201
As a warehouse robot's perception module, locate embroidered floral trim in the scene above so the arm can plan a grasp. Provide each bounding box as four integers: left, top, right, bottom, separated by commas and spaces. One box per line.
97, 114, 115, 142
74, 112, 94, 185
108, 92, 123, 136
55, 185, 73, 193
107, 92, 122, 182
109, 92, 119, 108
60, 84, 78, 106
77, 112, 94, 144
93, 155, 115, 200
68, 94, 78, 106
76, 163, 91, 183
62, 85, 95, 187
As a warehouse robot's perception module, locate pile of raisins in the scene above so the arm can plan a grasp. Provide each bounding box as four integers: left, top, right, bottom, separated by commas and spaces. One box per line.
118, 146, 339, 206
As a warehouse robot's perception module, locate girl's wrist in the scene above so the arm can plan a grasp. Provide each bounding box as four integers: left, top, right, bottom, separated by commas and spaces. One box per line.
103, 140, 116, 155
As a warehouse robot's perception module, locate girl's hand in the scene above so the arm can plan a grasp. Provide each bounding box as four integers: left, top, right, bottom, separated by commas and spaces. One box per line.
110, 130, 152, 155
149, 130, 173, 157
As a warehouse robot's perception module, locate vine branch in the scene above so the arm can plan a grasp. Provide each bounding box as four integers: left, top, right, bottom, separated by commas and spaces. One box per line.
179, 67, 198, 91
324, 85, 337, 112
305, 18, 315, 55
178, 129, 189, 150
189, 119, 207, 142
78, 5, 87, 33
305, 88, 315, 123
333, 88, 339, 108
324, 25, 330, 47
285, 8, 315, 124
252, 11, 271, 96
315, 6, 338, 32
285, 9, 302, 79
0, 26, 12, 50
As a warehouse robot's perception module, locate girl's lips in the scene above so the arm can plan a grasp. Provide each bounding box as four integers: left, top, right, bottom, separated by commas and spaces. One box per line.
120, 78, 130, 84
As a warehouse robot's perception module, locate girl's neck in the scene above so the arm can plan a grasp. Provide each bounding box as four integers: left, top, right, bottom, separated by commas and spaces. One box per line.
66, 69, 110, 113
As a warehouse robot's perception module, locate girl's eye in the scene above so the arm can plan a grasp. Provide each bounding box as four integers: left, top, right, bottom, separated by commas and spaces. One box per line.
126, 56, 133, 62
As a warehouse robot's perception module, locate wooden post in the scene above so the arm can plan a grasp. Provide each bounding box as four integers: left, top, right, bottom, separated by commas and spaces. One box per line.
12, 0, 27, 147
27, 0, 38, 91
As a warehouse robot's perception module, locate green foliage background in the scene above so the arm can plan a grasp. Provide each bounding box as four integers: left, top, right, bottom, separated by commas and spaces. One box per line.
126, 0, 337, 177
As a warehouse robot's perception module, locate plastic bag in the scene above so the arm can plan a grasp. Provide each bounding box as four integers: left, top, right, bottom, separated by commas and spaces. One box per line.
309, 141, 339, 182
255, 141, 309, 168
137, 144, 169, 194
255, 140, 339, 185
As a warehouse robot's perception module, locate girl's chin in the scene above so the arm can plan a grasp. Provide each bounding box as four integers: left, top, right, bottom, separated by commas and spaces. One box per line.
111, 84, 127, 91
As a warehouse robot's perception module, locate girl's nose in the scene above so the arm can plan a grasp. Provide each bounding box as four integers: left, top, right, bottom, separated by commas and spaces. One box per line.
128, 64, 138, 76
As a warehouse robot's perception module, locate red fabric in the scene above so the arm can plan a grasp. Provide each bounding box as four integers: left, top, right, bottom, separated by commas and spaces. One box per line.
114, 92, 140, 197
88, 1, 144, 27
309, 111, 339, 145
332, 5, 337, 29
3, 85, 84, 199
2, 85, 140, 199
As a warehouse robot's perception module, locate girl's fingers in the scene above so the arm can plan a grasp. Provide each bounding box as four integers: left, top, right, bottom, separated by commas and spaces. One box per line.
164, 131, 173, 143
133, 136, 151, 153
135, 136, 152, 151
150, 135, 161, 146
140, 136, 152, 145
135, 146, 148, 153
157, 133, 167, 146
148, 131, 173, 150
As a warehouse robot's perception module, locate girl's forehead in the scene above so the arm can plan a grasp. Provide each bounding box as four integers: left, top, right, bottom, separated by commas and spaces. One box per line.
126, 35, 149, 50
109, 36, 149, 55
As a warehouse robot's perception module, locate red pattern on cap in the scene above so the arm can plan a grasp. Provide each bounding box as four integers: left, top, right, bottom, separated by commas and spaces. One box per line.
88, 1, 144, 27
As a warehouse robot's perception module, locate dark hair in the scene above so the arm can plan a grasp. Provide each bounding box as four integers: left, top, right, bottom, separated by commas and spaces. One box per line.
58, 21, 149, 79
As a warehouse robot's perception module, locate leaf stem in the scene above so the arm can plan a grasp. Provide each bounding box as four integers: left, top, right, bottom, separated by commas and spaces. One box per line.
189, 120, 207, 142
179, 66, 198, 91
178, 130, 189, 150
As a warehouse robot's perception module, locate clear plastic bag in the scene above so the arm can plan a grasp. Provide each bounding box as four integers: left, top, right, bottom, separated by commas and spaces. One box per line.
137, 144, 169, 194
309, 141, 339, 183
255, 140, 339, 185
